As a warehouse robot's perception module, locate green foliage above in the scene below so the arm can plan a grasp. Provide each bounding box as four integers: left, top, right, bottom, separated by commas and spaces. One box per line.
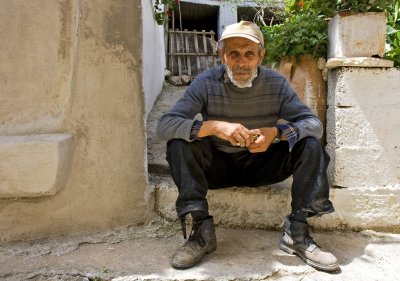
286, 0, 390, 15
258, 0, 399, 66
153, 0, 177, 25
262, 11, 328, 65
336, 0, 390, 13
384, 1, 400, 67
260, 1, 330, 65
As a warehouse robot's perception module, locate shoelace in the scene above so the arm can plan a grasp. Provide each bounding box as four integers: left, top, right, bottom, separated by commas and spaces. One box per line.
183, 225, 206, 250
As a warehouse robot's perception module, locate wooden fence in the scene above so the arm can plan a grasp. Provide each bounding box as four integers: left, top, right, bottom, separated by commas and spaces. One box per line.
168, 29, 219, 77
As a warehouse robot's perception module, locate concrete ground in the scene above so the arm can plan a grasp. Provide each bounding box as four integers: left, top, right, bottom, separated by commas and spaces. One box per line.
1, 219, 400, 281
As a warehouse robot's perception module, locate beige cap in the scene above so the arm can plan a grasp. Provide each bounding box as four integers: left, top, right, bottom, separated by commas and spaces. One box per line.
219, 21, 264, 47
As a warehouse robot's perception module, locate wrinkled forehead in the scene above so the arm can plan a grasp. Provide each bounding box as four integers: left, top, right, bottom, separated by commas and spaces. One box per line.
223, 37, 260, 52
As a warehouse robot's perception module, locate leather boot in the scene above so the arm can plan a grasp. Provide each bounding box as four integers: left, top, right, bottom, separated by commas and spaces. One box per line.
171, 216, 217, 269
280, 217, 340, 272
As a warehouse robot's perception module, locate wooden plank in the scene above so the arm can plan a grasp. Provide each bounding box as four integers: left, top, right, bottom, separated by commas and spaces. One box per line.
202, 30, 208, 69
167, 29, 219, 76
168, 30, 215, 35
211, 30, 217, 66
169, 30, 174, 75
184, 29, 192, 76
176, 29, 182, 76
193, 29, 201, 73
172, 9, 175, 31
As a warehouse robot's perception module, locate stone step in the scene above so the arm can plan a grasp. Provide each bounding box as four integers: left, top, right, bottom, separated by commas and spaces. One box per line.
149, 173, 400, 232
150, 173, 293, 229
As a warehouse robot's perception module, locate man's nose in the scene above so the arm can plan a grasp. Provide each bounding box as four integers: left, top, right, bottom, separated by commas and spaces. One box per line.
236, 55, 246, 66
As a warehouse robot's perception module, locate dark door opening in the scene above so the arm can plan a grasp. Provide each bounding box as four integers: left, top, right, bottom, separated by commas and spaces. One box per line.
170, 2, 219, 34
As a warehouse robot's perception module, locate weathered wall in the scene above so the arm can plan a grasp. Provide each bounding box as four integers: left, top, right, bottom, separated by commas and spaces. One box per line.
321, 67, 400, 231
142, 0, 166, 116
0, 0, 148, 242
326, 67, 400, 187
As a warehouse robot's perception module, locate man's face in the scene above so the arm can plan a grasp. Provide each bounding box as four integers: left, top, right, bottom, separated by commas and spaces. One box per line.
219, 37, 265, 88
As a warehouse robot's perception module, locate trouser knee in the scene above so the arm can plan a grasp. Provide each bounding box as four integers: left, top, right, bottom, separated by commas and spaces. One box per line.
293, 137, 329, 165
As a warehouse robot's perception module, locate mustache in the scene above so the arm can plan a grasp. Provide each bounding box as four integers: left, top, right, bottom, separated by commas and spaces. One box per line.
231, 67, 252, 73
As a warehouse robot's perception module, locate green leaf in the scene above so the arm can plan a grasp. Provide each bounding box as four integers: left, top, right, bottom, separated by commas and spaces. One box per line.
387, 25, 400, 35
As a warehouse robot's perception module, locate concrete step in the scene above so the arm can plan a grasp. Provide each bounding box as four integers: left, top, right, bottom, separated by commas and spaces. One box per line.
150, 173, 292, 229
150, 173, 400, 232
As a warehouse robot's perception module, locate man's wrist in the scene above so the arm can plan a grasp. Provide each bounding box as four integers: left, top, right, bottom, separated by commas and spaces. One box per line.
190, 120, 203, 140
273, 126, 282, 143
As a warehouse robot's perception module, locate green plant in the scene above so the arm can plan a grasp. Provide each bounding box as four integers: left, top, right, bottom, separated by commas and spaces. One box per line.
285, 0, 335, 17
384, 0, 400, 66
336, 0, 390, 12
153, 0, 178, 25
262, 3, 328, 65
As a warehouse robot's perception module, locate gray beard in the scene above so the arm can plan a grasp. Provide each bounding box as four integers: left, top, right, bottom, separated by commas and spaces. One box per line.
226, 66, 258, 88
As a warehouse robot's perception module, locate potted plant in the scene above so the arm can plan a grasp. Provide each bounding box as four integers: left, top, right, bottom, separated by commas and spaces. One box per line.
327, 0, 390, 59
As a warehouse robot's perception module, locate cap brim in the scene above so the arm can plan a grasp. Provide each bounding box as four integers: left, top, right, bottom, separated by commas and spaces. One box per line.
218, 33, 263, 46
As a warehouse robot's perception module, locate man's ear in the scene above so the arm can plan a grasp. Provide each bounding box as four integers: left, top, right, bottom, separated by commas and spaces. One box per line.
218, 48, 225, 64
258, 48, 265, 64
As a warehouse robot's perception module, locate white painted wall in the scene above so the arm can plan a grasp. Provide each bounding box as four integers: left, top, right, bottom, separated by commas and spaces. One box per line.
142, 0, 166, 117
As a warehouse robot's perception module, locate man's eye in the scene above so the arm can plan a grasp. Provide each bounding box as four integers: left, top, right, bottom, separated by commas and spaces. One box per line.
245, 52, 255, 58
229, 51, 239, 58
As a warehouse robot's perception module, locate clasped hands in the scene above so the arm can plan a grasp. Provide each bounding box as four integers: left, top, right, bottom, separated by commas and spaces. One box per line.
198, 120, 279, 153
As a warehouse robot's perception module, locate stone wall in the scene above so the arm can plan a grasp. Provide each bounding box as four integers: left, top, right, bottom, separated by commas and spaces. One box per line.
0, 0, 149, 242
319, 67, 400, 231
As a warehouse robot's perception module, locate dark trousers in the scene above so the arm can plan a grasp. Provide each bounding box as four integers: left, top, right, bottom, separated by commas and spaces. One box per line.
166, 137, 334, 219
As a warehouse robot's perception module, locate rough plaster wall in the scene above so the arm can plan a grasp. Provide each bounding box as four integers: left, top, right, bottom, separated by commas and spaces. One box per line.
0, 0, 73, 135
0, 0, 148, 242
142, 0, 166, 117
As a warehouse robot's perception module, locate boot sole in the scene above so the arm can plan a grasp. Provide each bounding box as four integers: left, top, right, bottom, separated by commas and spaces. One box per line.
279, 242, 340, 272
170, 246, 217, 269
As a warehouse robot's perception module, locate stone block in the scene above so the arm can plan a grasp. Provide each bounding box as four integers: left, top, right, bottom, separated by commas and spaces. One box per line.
326, 107, 379, 148
326, 67, 400, 185
0, 133, 73, 198
326, 146, 397, 188
311, 185, 400, 232
328, 12, 386, 59
168, 76, 182, 86
326, 57, 394, 69
154, 175, 292, 229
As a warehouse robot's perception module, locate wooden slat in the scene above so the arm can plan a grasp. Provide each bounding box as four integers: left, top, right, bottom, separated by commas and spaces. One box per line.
167, 29, 218, 76
184, 29, 191, 76
168, 30, 215, 35
193, 29, 201, 73
176, 29, 182, 76
202, 30, 208, 69
169, 31, 174, 75
211, 30, 217, 66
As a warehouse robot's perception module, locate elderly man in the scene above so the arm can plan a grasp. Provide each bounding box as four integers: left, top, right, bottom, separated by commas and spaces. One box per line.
156, 21, 339, 272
